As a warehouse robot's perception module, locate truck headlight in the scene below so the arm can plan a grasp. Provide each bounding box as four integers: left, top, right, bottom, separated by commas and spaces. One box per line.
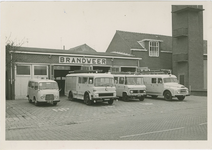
54, 95, 59, 99
40, 95, 45, 99
130, 90, 133, 94
94, 93, 99, 98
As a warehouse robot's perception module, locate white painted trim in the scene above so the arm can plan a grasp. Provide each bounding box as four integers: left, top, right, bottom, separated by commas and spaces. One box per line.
161, 51, 172, 53
130, 49, 147, 51
140, 39, 163, 42
11, 51, 141, 60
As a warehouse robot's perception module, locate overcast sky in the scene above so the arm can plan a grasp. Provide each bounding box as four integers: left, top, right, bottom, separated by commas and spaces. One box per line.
1, 1, 211, 52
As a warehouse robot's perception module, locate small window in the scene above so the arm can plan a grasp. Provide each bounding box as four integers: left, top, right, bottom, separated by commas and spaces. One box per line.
119, 77, 125, 84
158, 78, 162, 84
17, 65, 30, 75
34, 82, 38, 90
78, 77, 82, 83
31, 82, 35, 88
34, 66, 47, 75
114, 77, 118, 84
28, 81, 31, 87
82, 77, 88, 84
88, 77, 93, 84
152, 78, 157, 84
111, 67, 120, 73
149, 41, 159, 57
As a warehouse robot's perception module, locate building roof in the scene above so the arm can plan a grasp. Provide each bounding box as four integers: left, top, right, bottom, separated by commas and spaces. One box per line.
108, 30, 207, 54
115, 30, 173, 52
8, 45, 141, 60
68, 44, 97, 53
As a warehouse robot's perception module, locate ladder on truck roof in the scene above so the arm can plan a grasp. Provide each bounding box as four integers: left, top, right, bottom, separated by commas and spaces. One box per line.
68, 70, 103, 74
140, 69, 171, 75
111, 69, 171, 75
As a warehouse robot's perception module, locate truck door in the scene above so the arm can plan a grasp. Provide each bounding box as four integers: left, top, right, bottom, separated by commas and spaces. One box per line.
154, 78, 164, 95
118, 77, 125, 96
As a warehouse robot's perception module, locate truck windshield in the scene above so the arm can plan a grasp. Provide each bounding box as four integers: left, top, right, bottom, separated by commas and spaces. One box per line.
94, 77, 114, 87
164, 78, 178, 83
126, 77, 143, 85
39, 82, 59, 90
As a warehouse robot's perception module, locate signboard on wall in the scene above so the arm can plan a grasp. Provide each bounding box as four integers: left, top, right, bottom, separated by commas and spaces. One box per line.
59, 56, 107, 65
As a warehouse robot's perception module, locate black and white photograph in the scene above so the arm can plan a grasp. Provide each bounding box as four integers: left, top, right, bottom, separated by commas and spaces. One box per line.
0, 1, 211, 149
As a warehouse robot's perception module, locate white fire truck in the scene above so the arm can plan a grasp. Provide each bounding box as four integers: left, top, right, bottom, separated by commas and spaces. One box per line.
65, 70, 117, 105
113, 74, 146, 101
140, 71, 189, 101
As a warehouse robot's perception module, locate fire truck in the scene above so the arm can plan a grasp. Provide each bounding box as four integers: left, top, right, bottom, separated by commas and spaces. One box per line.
65, 70, 117, 105
139, 70, 189, 101
112, 73, 146, 101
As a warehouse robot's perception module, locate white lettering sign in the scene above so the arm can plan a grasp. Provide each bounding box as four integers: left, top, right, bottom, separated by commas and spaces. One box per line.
59, 56, 107, 65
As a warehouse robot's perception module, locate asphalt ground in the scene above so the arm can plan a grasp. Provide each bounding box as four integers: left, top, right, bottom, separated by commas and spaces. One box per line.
4, 95, 209, 149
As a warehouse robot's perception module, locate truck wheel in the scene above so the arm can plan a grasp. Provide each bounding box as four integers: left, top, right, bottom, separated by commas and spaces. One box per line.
164, 91, 172, 101
122, 93, 129, 101
151, 95, 158, 99
53, 102, 57, 106
139, 96, 144, 101
84, 93, 92, 105
69, 92, 74, 101
108, 99, 114, 105
34, 98, 39, 106
177, 96, 185, 101
28, 96, 32, 103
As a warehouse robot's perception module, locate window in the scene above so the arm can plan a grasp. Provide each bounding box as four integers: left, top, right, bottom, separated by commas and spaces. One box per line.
78, 77, 82, 83
152, 78, 157, 84
111, 67, 120, 73
119, 77, 125, 84
149, 41, 159, 57
35, 82, 38, 90
34, 66, 47, 75
82, 77, 88, 84
114, 77, 118, 84
31, 82, 35, 88
88, 77, 93, 84
158, 78, 163, 84
17, 65, 30, 75
94, 77, 114, 87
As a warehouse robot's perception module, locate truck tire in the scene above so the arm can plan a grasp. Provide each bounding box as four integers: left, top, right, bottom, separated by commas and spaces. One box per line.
53, 102, 57, 106
122, 93, 129, 101
139, 96, 144, 101
151, 95, 158, 99
177, 96, 185, 101
28, 96, 32, 103
69, 92, 74, 101
34, 97, 39, 106
108, 99, 114, 105
164, 91, 172, 101
84, 93, 92, 105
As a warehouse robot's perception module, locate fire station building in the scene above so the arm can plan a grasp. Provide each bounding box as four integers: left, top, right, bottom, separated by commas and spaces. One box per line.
6, 44, 142, 99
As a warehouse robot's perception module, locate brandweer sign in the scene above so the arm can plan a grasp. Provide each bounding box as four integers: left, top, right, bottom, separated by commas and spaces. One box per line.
59, 56, 107, 65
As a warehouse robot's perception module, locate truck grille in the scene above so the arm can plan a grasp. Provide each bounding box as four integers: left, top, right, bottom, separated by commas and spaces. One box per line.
180, 89, 187, 93
45, 94, 54, 100
99, 93, 113, 97
132, 90, 144, 93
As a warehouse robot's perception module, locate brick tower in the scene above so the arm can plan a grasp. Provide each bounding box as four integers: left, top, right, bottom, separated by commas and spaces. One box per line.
172, 5, 204, 91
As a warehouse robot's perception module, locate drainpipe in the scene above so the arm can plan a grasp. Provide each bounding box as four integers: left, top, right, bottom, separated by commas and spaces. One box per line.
10, 51, 13, 99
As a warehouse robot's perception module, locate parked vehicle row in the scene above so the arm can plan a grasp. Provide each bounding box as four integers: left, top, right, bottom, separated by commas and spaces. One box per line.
26, 71, 190, 106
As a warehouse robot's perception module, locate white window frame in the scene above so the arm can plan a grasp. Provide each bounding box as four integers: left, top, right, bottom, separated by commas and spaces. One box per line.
16, 65, 31, 76
149, 41, 159, 57
111, 66, 120, 73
